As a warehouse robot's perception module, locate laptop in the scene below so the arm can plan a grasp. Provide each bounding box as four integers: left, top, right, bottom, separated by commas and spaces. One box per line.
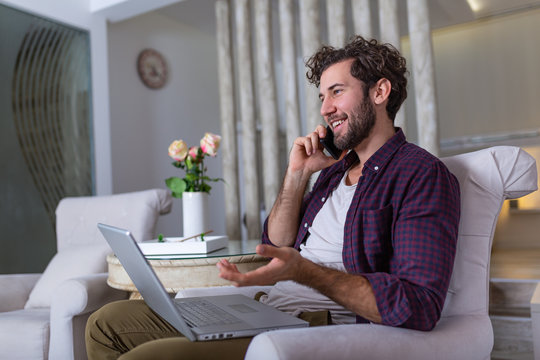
98, 223, 308, 341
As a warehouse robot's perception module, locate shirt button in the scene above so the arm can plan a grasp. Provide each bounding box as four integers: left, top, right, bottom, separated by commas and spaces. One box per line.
374, 166, 379, 171
321, 197, 326, 202
304, 223, 308, 228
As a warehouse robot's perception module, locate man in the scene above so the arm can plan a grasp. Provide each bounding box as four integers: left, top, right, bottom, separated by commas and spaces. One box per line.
86, 36, 460, 359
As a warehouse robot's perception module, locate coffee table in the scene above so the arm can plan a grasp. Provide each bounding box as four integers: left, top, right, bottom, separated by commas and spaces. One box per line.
106, 239, 268, 298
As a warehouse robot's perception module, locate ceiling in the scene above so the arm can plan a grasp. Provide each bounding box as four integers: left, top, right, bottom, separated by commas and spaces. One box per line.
155, 0, 540, 37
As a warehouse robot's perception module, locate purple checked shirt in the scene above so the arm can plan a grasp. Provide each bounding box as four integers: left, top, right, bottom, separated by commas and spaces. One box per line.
262, 129, 460, 331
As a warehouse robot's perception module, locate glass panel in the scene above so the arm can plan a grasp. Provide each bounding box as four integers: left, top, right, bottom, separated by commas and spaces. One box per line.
0, 4, 94, 273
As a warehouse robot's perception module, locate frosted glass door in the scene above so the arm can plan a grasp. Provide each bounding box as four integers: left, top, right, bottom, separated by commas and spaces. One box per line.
0, 4, 93, 273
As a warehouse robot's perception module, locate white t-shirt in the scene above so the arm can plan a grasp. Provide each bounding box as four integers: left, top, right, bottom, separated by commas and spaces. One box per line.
259, 173, 357, 324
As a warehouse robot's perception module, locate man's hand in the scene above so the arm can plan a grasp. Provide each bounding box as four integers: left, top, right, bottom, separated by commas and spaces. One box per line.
288, 125, 341, 175
217, 244, 304, 287
265, 125, 345, 247
218, 243, 382, 323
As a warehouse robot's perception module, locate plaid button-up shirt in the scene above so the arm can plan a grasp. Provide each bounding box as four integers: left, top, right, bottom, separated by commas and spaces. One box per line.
262, 129, 460, 331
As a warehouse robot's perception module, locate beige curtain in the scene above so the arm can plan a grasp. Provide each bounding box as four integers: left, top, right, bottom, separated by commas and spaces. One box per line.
215, 0, 438, 240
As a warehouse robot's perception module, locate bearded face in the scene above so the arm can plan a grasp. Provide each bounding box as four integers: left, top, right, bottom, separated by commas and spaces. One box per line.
334, 92, 376, 151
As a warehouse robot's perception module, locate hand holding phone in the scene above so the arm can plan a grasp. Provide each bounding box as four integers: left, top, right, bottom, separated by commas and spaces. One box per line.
319, 126, 341, 160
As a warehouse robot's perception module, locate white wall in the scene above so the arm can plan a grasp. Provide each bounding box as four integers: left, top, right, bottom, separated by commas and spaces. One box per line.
90, 15, 113, 196
403, 7, 540, 147
433, 8, 540, 140
107, 11, 225, 237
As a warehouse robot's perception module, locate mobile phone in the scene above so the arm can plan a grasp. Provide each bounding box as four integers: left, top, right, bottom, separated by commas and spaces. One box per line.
320, 125, 341, 160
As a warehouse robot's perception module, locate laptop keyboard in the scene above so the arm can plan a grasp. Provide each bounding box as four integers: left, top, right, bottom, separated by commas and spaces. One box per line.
175, 299, 242, 327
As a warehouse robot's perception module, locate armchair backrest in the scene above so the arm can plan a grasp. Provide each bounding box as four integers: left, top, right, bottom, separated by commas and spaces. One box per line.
440, 146, 537, 317
23, 189, 172, 310
55, 188, 172, 251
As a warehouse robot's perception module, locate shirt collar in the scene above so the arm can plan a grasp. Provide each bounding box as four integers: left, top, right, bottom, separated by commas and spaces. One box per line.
339, 127, 407, 173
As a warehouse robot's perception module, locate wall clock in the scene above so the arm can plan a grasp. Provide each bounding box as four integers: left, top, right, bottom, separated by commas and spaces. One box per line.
136, 49, 168, 89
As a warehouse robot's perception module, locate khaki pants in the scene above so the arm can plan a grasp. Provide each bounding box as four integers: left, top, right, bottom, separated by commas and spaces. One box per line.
85, 300, 330, 360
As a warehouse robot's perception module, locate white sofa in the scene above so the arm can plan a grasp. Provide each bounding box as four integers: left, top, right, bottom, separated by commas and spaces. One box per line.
0, 188, 172, 360
178, 146, 538, 360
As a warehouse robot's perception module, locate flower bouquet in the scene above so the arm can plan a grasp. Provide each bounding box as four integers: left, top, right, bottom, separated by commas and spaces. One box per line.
165, 132, 223, 198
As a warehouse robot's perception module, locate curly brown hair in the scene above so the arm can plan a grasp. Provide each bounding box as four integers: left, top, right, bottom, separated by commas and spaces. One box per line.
306, 36, 408, 120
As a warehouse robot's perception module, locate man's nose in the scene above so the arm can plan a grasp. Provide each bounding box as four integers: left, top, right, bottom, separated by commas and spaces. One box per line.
320, 97, 336, 117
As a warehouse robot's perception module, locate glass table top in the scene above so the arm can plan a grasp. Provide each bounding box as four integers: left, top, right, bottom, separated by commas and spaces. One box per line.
144, 239, 261, 260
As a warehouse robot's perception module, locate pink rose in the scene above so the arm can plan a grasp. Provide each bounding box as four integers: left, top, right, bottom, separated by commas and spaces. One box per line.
200, 133, 221, 157
189, 146, 200, 161
168, 140, 188, 162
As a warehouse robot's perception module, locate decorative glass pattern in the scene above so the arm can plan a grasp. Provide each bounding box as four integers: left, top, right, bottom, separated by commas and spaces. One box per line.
0, 4, 93, 273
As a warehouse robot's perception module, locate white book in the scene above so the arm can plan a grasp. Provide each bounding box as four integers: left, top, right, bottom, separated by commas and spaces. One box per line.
137, 236, 228, 256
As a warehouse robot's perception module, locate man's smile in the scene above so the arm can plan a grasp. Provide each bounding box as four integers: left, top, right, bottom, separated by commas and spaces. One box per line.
329, 116, 347, 133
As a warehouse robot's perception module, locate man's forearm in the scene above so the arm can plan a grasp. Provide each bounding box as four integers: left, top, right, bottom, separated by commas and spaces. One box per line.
296, 258, 382, 323
267, 168, 312, 247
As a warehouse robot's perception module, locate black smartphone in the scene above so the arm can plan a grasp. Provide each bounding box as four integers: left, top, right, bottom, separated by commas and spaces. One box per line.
320, 125, 341, 160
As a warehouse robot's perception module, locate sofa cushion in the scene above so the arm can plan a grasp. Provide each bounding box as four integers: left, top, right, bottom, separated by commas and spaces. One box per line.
0, 309, 50, 359
25, 244, 110, 309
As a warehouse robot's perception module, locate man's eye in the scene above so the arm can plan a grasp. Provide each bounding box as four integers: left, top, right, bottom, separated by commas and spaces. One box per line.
334, 89, 342, 95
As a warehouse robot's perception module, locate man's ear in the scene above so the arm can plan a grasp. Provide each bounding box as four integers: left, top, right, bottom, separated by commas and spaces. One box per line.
372, 78, 391, 105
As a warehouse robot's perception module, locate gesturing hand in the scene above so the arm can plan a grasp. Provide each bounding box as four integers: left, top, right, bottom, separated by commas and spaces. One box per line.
217, 244, 304, 287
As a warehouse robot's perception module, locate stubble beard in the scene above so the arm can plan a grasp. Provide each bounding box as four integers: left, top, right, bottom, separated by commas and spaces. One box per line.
334, 96, 376, 151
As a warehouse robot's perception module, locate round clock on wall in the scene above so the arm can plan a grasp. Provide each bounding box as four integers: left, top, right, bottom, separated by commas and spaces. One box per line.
136, 48, 168, 89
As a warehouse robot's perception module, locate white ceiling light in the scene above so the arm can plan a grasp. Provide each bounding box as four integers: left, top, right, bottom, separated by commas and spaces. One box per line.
466, 0, 540, 18
466, 0, 482, 13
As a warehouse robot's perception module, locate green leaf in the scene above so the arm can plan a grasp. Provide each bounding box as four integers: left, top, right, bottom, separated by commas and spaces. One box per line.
201, 176, 224, 183
165, 177, 186, 198
200, 183, 212, 193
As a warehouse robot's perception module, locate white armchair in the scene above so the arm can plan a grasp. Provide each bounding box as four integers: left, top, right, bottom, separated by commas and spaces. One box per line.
177, 146, 538, 360
0, 188, 172, 360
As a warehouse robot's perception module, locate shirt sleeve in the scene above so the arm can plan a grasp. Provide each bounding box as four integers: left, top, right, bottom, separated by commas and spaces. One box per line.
261, 217, 272, 245
363, 160, 460, 331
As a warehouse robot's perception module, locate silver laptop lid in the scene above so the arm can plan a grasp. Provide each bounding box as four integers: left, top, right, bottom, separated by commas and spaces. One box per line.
98, 223, 196, 341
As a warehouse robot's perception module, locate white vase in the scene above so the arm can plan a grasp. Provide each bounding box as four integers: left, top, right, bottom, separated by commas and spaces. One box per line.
182, 192, 209, 237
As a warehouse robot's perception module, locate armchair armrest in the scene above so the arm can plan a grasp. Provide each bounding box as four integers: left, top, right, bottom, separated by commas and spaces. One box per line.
50, 273, 128, 317
49, 273, 129, 360
0, 273, 41, 312
245, 315, 493, 360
